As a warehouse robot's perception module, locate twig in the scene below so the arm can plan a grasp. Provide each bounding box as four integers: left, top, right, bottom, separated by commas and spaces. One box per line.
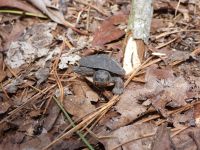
154, 29, 200, 39
156, 37, 178, 49
171, 126, 189, 137
175, 0, 181, 17
86, 6, 91, 31
0, 10, 47, 18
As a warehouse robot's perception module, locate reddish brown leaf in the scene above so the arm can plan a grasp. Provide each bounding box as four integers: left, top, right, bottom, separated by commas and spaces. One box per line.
151, 18, 167, 33
63, 80, 97, 119
151, 124, 176, 150
92, 12, 128, 47
0, 22, 26, 51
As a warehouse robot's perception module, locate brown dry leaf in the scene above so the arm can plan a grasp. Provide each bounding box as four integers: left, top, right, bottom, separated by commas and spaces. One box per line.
173, 127, 200, 150
168, 1, 190, 21
106, 41, 124, 51
151, 124, 176, 150
52, 138, 86, 150
155, 49, 191, 66
145, 67, 190, 117
99, 123, 157, 150
28, 0, 74, 27
92, 12, 128, 47
153, 0, 189, 21
5, 22, 57, 68
0, 132, 23, 150
29, 110, 42, 118
19, 134, 51, 150
110, 83, 147, 130
0, 0, 42, 14
151, 18, 167, 33
166, 51, 191, 65
172, 109, 194, 128
63, 80, 96, 119
0, 21, 27, 51
43, 102, 60, 131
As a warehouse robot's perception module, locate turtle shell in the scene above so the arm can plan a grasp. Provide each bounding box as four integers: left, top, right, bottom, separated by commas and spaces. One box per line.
79, 54, 125, 76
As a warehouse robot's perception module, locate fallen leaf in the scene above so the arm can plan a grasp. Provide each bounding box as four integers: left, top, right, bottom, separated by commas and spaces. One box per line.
151, 18, 167, 33
92, 12, 128, 47
63, 80, 96, 119
35, 67, 50, 85
52, 138, 86, 150
29, 110, 42, 118
105, 83, 147, 130
99, 123, 157, 150
145, 67, 189, 117
153, 0, 190, 21
5, 78, 23, 94
28, 0, 78, 31
5, 23, 58, 68
55, 86, 72, 98
172, 109, 195, 128
173, 127, 200, 150
151, 124, 176, 150
43, 103, 60, 131
59, 54, 81, 69
20, 134, 51, 150
0, 20, 26, 51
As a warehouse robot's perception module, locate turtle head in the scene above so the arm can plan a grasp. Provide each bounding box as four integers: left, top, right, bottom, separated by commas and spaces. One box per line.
93, 70, 112, 86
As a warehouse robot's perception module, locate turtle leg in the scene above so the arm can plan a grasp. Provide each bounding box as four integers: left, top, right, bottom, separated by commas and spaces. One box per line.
111, 77, 124, 95
73, 66, 95, 76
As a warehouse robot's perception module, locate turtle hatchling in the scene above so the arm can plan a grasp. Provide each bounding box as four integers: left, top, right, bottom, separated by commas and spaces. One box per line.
74, 54, 125, 94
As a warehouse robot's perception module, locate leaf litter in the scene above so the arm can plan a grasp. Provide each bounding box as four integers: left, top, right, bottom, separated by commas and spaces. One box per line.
0, 0, 200, 150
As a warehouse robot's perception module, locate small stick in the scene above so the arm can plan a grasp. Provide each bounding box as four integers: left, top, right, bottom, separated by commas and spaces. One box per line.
156, 37, 178, 49
74, 0, 109, 17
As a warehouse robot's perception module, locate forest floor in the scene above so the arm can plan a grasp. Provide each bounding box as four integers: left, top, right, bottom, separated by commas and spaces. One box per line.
0, 0, 200, 150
